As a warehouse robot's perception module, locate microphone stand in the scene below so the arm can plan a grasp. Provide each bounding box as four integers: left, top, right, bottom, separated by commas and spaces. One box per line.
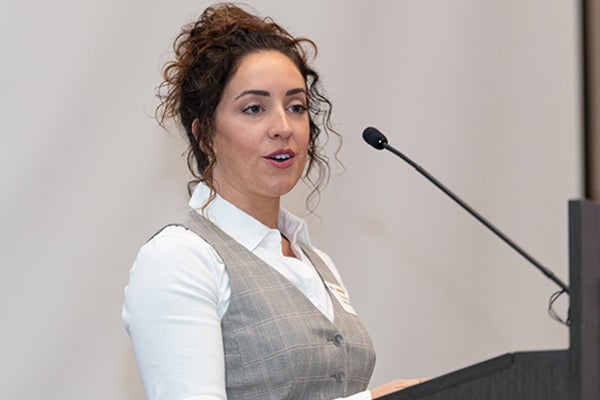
363, 127, 570, 295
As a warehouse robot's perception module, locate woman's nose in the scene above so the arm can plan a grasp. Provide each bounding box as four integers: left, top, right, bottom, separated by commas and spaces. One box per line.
268, 108, 292, 139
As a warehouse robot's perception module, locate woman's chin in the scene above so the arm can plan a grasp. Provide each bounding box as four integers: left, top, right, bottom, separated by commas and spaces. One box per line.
266, 178, 302, 198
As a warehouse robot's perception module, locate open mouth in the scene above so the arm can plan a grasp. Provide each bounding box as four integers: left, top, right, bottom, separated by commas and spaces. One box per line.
270, 154, 292, 162
265, 149, 296, 164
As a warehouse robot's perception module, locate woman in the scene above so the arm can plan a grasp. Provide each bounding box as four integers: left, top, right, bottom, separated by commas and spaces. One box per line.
123, 3, 424, 399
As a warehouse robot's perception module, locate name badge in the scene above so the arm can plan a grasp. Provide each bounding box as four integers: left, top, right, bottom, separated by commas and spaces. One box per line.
325, 281, 357, 315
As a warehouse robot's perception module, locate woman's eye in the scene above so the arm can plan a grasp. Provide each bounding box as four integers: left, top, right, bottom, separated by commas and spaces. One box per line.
243, 104, 263, 114
289, 104, 307, 113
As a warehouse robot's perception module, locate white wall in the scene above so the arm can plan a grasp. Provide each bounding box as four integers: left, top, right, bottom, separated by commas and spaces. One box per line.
0, 1, 581, 398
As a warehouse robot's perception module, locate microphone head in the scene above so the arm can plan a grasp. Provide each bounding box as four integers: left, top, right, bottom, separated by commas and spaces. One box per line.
362, 127, 388, 150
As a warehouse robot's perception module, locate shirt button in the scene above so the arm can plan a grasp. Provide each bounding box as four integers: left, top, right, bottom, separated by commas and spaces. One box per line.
334, 371, 346, 383
330, 332, 344, 347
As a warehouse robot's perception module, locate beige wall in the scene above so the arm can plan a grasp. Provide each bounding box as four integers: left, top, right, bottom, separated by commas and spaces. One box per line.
0, 1, 581, 398
586, 0, 600, 200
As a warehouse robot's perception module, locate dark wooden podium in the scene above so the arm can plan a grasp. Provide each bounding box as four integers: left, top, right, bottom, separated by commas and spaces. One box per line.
382, 199, 600, 400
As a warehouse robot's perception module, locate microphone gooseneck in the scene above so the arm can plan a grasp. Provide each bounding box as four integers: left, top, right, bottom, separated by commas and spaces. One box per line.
361, 126, 570, 296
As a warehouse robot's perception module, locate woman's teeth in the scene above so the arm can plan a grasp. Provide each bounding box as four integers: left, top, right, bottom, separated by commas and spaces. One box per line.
271, 154, 291, 161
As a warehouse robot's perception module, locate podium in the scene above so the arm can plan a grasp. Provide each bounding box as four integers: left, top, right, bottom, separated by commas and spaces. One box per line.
382, 199, 600, 400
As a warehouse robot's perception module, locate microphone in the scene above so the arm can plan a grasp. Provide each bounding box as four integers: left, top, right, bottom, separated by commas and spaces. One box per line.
362, 127, 387, 149
362, 126, 570, 295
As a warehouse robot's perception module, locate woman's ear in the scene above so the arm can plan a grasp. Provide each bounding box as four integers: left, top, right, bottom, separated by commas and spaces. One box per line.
191, 118, 201, 140
192, 118, 215, 157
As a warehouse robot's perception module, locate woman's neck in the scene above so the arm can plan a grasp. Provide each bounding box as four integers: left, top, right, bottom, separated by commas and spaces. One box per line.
214, 185, 281, 229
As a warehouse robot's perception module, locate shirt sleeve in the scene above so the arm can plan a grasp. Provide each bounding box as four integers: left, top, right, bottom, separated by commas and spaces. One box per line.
122, 226, 229, 400
335, 389, 372, 400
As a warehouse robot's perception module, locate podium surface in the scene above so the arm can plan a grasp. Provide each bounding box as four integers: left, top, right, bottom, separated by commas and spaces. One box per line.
382, 351, 568, 400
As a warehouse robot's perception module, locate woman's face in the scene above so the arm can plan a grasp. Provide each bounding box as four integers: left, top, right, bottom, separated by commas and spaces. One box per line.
211, 50, 310, 207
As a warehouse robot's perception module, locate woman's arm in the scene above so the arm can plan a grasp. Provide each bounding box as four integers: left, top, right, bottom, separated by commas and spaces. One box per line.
122, 226, 228, 400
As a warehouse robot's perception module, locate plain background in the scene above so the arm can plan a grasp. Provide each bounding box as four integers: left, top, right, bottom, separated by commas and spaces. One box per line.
0, 1, 581, 399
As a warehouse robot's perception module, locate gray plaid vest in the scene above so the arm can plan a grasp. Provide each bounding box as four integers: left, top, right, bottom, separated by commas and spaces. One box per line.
177, 210, 376, 400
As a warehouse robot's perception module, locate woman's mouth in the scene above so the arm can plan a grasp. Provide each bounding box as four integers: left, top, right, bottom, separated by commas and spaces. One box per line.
264, 149, 296, 168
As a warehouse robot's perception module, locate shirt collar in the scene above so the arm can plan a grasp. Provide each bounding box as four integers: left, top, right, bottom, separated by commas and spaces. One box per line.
188, 182, 312, 252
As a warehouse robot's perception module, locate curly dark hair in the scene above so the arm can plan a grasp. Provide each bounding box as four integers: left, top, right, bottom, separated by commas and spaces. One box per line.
156, 2, 339, 210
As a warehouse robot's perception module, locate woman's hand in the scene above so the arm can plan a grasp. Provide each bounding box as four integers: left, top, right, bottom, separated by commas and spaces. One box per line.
370, 378, 428, 398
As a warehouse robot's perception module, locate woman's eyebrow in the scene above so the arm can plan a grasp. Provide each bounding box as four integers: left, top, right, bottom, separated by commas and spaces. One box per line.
285, 88, 306, 96
235, 87, 306, 100
236, 89, 269, 100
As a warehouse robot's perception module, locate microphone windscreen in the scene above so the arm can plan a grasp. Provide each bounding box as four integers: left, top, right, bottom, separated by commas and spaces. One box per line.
362, 127, 388, 150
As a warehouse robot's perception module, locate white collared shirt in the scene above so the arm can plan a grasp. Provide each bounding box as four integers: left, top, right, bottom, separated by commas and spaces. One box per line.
122, 183, 371, 400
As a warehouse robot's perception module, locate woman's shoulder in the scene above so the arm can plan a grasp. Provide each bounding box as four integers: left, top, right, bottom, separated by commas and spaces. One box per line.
130, 224, 225, 285
142, 224, 213, 258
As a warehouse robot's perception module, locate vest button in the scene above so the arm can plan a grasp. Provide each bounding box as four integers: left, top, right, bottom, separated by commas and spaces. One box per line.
330, 332, 344, 347
334, 370, 346, 383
